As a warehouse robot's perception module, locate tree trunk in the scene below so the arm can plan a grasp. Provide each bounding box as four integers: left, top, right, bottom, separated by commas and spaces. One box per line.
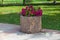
23, 0, 25, 5
53, 0, 56, 4
2, 0, 3, 7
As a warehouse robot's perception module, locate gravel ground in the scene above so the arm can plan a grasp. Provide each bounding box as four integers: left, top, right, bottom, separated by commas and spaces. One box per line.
0, 23, 60, 40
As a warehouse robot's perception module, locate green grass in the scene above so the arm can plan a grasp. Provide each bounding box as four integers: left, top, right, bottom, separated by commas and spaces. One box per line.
0, 5, 60, 30
0, 13, 20, 25
41, 5, 60, 30
0, 6, 23, 25
0, 0, 23, 4
0, 0, 60, 4
26, 0, 60, 4
0, 6, 24, 14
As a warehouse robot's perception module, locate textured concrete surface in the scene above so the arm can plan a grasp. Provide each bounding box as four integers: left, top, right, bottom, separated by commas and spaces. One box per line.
20, 16, 42, 33
0, 23, 60, 40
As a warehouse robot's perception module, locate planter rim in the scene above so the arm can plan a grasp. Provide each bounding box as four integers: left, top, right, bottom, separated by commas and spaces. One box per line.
20, 15, 42, 17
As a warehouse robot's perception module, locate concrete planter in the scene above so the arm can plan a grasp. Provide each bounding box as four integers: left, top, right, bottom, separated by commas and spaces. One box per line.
20, 16, 42, 33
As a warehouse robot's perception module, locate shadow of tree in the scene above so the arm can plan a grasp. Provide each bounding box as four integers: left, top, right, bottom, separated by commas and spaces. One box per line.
42, 13, 60, 30
0, 13, 20, 25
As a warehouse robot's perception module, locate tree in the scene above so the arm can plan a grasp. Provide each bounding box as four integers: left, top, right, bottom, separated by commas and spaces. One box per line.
53, 0, 56, 4
2, 0, 3, 4
1, 0, 3, 7
23, 0, 25, 5
25, 0, 32, 3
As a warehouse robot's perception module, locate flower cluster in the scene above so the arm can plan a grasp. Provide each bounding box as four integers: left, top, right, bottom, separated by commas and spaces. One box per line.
20, 5, 42, 16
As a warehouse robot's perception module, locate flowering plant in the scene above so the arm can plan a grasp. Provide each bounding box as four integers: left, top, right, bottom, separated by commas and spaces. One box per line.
20, 5, 42, 16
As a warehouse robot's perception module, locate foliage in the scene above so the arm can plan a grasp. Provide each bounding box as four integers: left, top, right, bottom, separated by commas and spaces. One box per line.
20, 5, 42, 16
25, 0, 32, 3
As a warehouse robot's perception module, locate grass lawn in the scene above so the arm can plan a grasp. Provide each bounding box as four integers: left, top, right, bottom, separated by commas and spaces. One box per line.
26, 0, 60, 4
0, 0, 23, 4
0, 6, 24, 25
0, 5, 60, 30
0, 0, 60, 4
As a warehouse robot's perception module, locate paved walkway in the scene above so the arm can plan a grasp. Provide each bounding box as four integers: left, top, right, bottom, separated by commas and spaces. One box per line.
0, 23, 60, 40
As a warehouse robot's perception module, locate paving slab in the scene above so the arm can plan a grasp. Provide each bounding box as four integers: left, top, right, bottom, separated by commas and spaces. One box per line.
0, 23, 60, 40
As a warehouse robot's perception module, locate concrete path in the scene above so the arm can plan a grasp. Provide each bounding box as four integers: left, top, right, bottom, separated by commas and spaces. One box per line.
0, 23, 60, 40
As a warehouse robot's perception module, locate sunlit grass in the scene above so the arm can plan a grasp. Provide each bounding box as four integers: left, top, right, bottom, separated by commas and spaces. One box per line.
0, 6, 24, 14
0, 0, 23, 4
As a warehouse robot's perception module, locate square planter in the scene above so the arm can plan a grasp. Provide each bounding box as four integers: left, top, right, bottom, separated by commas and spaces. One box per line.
20, 16, 42, 33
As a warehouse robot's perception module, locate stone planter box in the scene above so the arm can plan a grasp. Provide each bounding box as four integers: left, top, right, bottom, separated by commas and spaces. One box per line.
20, 15, 42, 33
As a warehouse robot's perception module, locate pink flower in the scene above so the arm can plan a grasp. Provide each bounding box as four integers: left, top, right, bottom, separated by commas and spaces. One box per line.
34, 11, 38, 16
28, 8, 30, 11
35, 9, 42, 16
26, 6, 29, 10
21, 8, 26, 16
29, 5, 34, 10
29, 5, 33, 8
20, 6, 42, 16
31, 10, 35, 15
39, 9, 42, 16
